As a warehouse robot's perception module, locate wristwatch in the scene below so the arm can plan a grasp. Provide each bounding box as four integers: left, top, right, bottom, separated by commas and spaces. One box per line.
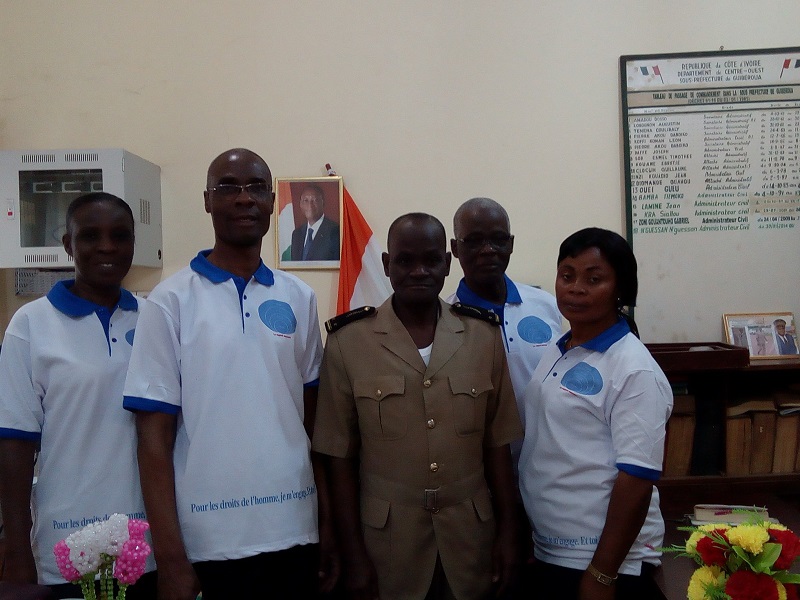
587, 562, 618, 586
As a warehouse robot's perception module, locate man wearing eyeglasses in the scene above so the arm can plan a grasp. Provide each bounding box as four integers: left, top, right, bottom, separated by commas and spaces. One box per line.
123, 148, 337, 599
448, 198, 561, 423
290, 184, 340, 261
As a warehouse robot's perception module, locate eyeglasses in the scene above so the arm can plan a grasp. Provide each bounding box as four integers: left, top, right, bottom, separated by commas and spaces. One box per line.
454, 233, 513, 251
208, 182, 272, 201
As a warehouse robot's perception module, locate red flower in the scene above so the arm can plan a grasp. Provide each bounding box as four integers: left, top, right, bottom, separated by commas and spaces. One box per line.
769, 528, 800, 570
696, 534, 729, 567
724, 570, 779, 600
786, 583, 800, 600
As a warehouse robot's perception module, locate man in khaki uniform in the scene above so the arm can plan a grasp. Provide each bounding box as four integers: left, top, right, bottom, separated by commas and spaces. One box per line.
313, 213, 521, 599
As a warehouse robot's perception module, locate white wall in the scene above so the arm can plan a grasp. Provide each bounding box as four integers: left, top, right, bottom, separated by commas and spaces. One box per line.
1, 1, 798, 339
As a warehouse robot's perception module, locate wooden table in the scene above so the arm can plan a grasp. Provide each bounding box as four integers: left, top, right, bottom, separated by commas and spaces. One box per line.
654, 487, 800, 599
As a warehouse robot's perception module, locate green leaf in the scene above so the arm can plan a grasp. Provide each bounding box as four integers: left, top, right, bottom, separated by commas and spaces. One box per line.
750, 543, 781, 572
774, 572, 800, 584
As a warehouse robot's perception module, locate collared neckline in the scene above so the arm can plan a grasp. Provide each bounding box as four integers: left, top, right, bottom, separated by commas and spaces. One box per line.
556, 317, 630, 354
190, 249, 274, 286
455, 274, 520, 310
47, 280, 138, 317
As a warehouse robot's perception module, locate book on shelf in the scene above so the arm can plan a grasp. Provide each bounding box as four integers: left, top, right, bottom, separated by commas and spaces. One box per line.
773, 391, 800, 473
725, 397, 777, 476
663, 395, 695, 477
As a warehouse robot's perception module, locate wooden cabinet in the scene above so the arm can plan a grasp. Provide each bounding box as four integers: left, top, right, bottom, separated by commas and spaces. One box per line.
646, 342, 800, 512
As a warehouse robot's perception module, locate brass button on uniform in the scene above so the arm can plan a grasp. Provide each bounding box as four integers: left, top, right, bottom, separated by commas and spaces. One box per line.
423, 379, 432, 388
427, 419, 436, 429
376, 389, 382, 398
471, 387, 477, 395
430, 462, 439, 472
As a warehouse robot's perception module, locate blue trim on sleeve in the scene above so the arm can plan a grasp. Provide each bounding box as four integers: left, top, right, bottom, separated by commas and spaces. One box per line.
303, 378, 320, 388
190, 250, 274, 286
0, 427, 41, 442
617, 462, 661, 481
123, 396, 181, 415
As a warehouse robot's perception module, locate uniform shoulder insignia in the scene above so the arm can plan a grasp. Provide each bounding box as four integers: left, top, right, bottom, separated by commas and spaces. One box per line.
325, 306, 376, 333
450, 302, 500, 326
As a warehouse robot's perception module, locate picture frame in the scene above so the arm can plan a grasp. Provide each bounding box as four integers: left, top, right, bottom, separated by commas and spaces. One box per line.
723, 312, 800, 360
275, 176, 342, 270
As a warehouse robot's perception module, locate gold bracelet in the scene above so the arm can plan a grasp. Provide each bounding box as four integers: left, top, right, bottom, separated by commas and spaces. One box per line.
587, 562, 618, 586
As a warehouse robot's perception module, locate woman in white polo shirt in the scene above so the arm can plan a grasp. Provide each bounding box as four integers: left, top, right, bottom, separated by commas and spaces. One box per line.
518, 227, 672, 600
0, 192, 156, 599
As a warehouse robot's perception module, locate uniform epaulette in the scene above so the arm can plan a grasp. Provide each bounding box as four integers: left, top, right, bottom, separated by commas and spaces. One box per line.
325, 306, 377, 334
450, 302, 500, 326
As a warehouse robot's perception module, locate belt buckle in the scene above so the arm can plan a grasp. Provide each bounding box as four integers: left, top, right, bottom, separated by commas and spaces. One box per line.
424, 488, 439, 513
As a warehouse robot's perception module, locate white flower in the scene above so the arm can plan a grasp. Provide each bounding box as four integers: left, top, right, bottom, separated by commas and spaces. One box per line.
66, 523, 104, 575
104, 514, 130, 557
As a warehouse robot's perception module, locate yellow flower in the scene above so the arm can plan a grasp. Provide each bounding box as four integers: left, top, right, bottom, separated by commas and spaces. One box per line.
727, 523, 770, 554
688, 565, 727, 600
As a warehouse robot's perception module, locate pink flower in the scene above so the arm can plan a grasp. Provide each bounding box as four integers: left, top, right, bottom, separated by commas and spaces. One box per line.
127, 519, 150, 541
53, 539, 81, 582
113, 537, 151, 586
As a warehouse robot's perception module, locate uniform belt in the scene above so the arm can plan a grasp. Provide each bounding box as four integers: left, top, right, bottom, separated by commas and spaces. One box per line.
361, 470, 487, 512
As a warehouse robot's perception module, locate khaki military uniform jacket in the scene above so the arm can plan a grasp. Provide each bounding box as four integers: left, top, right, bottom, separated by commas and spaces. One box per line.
313, 298, 522, 600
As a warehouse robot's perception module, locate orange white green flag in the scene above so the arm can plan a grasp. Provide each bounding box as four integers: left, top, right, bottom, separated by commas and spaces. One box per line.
336, 186, 392, 314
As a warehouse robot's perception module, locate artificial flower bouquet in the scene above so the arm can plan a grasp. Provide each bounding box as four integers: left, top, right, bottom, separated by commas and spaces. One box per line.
53, 514, 151, 600
664, 512, 800, 600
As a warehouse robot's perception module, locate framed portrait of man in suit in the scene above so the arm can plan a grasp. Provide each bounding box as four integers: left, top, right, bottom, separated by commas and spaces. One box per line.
276, 176, 342, 270
723, 312, 800, 360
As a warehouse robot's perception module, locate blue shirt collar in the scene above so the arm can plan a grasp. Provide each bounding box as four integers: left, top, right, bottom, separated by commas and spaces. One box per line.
455, 274, 521, 310
556, 317, 630, 354
190, 250, 274, 286
47, 280, 138, 317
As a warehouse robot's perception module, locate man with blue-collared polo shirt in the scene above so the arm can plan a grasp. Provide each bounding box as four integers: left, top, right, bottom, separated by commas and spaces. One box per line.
447, 197, 562, 426
123, 149, 336, 600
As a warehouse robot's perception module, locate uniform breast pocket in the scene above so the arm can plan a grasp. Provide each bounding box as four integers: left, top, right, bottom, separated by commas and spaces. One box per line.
449, 376, 494, 436
354, 376, 407, 440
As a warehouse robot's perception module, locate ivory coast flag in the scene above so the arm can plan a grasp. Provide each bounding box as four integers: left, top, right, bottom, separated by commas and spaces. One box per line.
336, 187, 392, 314
276, 179, 296, 262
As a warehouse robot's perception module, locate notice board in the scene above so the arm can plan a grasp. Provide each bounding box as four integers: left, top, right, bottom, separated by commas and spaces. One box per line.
621, 47, 800, 343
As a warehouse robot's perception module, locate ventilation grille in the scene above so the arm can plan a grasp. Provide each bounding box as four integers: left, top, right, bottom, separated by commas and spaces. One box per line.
139, 199, 151, 225
64, 152, 99, 163
15, 268, 75, 296
24, 253, 63, 265
21, 153, 56, 164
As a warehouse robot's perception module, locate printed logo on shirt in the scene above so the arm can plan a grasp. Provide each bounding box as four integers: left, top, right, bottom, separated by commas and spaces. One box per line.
560, 362, 603, 395
258, 300, 297, 335
516, 316, 553, 344
125, 329, 135, 346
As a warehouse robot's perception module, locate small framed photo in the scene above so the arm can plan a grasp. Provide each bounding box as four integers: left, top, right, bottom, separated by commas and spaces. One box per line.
275, 176, 342, 270
723, 312, 799, 360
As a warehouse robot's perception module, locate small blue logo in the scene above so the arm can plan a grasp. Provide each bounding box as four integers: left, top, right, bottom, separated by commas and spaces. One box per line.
516, 316, 553, 344
561, 362, 603, 395
125, 329, 135, 346
258, 300, 297, 334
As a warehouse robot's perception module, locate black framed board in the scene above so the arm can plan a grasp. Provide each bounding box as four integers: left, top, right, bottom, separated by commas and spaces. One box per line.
621, 47, 800, 343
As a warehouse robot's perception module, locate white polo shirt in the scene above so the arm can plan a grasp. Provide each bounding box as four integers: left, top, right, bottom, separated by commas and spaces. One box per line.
0, 281, 151, 585
518, 319, 672, 575
123, 251, 323, 562
448, 276, 562, 419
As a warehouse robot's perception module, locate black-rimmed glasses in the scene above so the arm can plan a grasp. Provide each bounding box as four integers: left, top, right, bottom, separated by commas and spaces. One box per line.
208, 182, 272, 201
454, 233, 513, 251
